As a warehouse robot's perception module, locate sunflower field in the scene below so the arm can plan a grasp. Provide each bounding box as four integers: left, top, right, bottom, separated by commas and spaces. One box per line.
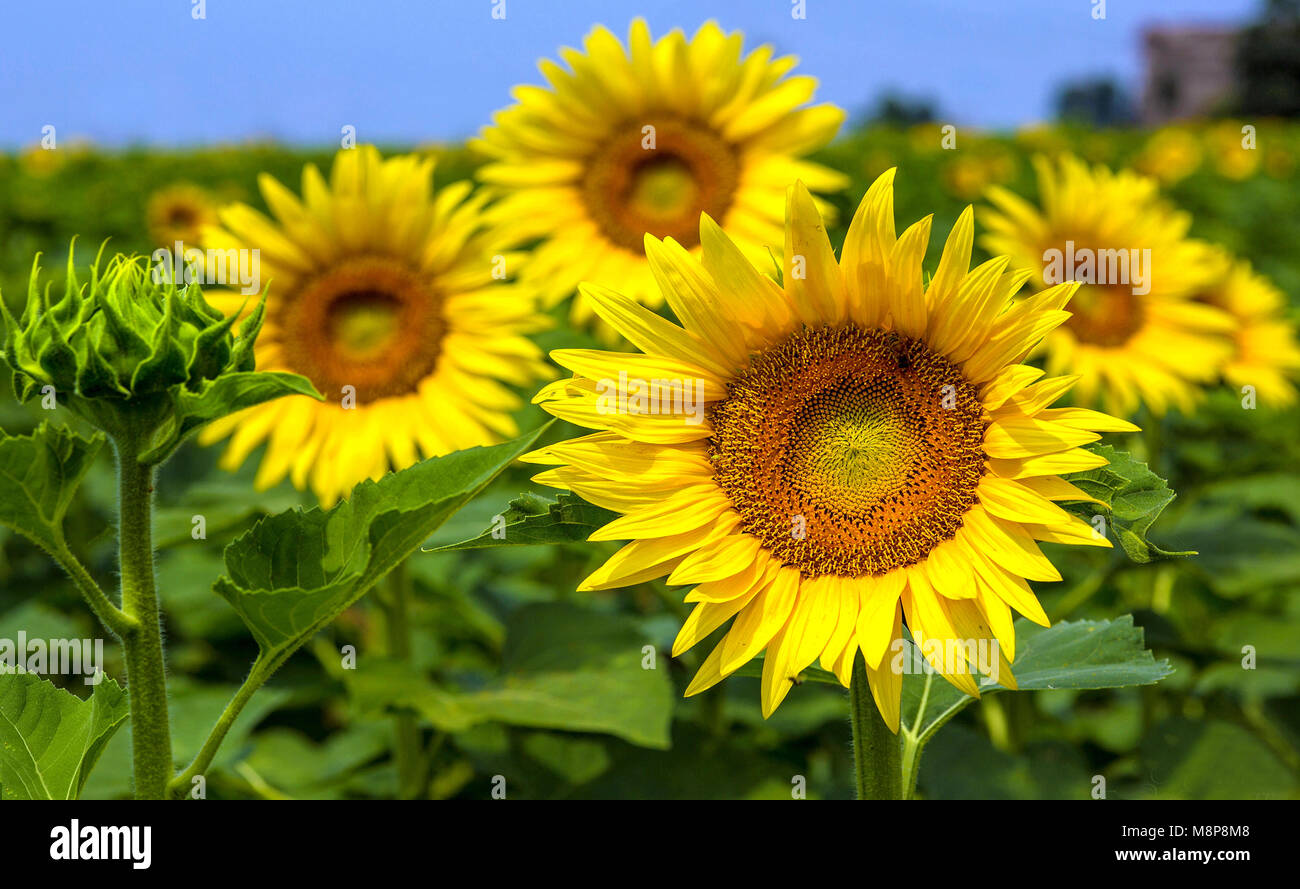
2, 21, 1299, 807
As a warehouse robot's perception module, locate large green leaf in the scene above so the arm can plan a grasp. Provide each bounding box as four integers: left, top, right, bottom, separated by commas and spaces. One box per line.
427, 491, 618, 552
214, 423, 550, 672
0, 422, 104, 553
1064, 445, 1193, 563
900, 616, 1174, 743
733, 616, 1172, 742
347, 603, 673, 749
0, 671, 129, 800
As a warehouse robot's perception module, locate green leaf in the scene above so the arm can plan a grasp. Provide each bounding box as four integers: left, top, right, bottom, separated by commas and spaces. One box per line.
0, 671, 129, 800
347, 603, 674, 749
241, 725, 391, 799
426, 491, 618, 552
0, 421, 105, 553
467, 603, 673, 747
901, 615, 1174, 744
141, 370, 322, 463
918, 725, 1089, 800
1136, 718, 1292, 799
77, 678, 291, 799
214, 423, 550, 673
1064, 445, 1193, 563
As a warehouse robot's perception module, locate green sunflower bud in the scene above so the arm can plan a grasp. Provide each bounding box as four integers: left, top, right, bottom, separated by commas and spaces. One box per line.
0, 243, 321, 464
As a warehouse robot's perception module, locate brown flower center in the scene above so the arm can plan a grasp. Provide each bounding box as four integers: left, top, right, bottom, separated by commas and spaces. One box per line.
580, 116, 739, 251
707, 326, 987, 578
276, 256, 445, 402
167, 205, 198, 227
1065, 284, 1146, 347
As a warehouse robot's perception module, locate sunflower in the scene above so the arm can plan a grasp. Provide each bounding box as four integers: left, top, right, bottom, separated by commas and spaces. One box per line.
18, 144, 65, 177
147, 183, 217, 247
1133, 127, 1202, 186
982, 155, 1235, 417
1204, 121, 1261, 181
523, 171, 1137, 724
942, 147, 1016, 200
473, 19, 847, 335
1194, 259, 1300, 406
198, 146, 551, 505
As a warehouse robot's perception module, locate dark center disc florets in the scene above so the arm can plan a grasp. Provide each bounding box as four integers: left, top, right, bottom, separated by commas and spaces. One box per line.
707, 325, 988, 579
276, 256, 446, 402
580, 115, 739, 251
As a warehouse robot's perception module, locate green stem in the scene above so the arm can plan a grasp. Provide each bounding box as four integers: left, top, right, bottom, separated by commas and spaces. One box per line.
51, 542, 136, 639
170, 659, 269, 797
848, 651, 902, 800
115, 443, 173, 800
899, 670, 934, 800
384, 561, 423, 799
983, 693, 1012, 752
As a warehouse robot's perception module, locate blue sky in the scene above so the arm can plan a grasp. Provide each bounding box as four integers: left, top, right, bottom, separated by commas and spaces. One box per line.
0, 0, 1260, 148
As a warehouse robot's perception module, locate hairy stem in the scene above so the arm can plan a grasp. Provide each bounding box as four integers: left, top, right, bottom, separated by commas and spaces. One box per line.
849, 651, 902, 800
51, 542, 136, 639
115, 443, 173, 800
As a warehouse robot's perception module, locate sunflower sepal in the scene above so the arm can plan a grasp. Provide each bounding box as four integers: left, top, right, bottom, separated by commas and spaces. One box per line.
138, 369, 322, 466
0, 246, 321, 465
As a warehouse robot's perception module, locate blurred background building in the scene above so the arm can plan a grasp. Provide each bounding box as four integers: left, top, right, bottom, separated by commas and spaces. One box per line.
1140, 26, 1237, 123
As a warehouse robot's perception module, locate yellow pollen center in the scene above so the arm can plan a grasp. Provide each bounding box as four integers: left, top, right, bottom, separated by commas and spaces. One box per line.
326, 291, 402, 359
627, 157, 700, 221
708, 326, 988, 579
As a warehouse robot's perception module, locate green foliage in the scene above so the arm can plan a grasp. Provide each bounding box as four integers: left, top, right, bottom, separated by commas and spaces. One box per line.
215, 424, 552, 673
0, 422, 103, 554
428, 491, 619, 552
1065, 445, 1194, 562
1, 131, 1298, 799
347, 603, 672, 748
899, 616, 1174, 743
0, 671, 129, 799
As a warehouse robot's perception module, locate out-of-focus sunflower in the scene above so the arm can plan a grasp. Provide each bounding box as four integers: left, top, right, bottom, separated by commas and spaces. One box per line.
1195, 260, 1300, 406
524, 171, 1136, 723
1134, 127, 1202, 185
1013, 123, 1068, 155
147, 183, 217, 247
942, 148, 1015, 200
982, 155, 1234, 417
19, 144, 64, 177
1204, 120, 1261, 180
198, 146, 551, 505
473, 19, 847, 336
907, 123, 946, 155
